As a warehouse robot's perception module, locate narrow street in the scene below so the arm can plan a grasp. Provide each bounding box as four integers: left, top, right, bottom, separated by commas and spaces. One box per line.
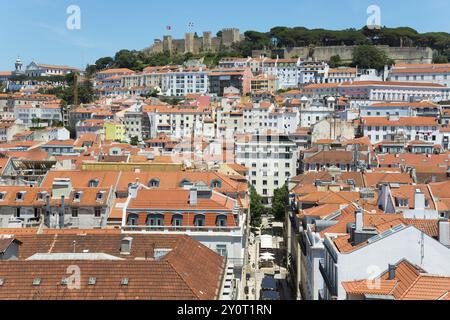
243, 216, 295, 300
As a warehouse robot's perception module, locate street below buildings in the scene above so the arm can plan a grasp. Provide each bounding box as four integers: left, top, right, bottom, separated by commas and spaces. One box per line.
243, 216, 295, 300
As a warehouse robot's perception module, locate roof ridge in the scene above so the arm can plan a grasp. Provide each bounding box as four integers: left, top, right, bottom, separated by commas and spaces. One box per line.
398, 273, 423, 300
164, 259, 200, 299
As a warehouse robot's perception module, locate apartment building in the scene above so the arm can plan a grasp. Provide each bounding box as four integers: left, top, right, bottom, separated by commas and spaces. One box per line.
297, 97, 336, 127
387, 63, 450, 87
250, 74, 277, 94
14, 103, 62, 127
298, 60, 328, 84
208, 68, 252, 96
261, 58, 300, 90
0, 178, 113, 229
303, 83, 340, 99
339, 81, 450, 105
360, 101, 441, 118
235, 133, 298, 204
145, 104, 212, 139
0, 232, 228, 300
320, 213, 450, 300
164, 67, 209, 96
362, 116, 440, 145
342, 259, 450, 300
218, 57, 253, 69
120, 181, 247, 281
118, 103, 151, 142
326, 67, 357, 84
96, 68, 135, 81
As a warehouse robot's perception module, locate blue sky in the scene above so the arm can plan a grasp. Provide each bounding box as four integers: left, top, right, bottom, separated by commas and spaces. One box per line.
1, 0, 449, 70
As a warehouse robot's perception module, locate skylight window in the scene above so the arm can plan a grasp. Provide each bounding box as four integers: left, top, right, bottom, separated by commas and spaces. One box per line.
121, 278, 129, 286
88, 277, 97, 285
32, 278, 41, 286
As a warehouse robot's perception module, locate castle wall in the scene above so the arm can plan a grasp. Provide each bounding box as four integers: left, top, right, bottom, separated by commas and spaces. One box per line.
256, 45, 434, 64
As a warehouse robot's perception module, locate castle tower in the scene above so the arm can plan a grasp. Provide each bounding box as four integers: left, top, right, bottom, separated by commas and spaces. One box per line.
221, 28, 241, 47
202, 31, 212, 51
163, 35, 173, 54
185, 33, 194, 54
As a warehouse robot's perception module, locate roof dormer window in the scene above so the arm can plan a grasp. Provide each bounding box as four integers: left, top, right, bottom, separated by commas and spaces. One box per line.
74, 192, 83, 202
148, 179, 160, 188
16, 192, 25, 201
96, 191, 105, 202
37, 192, 47, 201
396, 198, 409, 208
211, 180, 222, 189
88, 179, 99, 188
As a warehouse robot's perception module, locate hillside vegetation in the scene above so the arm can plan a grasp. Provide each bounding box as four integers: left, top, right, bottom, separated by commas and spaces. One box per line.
85, 26, 450, 75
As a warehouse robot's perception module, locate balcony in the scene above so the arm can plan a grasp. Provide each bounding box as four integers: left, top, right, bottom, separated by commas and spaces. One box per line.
122, 225, 239, 234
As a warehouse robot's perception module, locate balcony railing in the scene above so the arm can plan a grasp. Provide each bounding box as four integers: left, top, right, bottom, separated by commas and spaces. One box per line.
122, 225, 240, 233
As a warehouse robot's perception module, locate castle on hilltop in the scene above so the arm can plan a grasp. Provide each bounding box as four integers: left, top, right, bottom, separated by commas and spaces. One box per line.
146, 28, 244, 55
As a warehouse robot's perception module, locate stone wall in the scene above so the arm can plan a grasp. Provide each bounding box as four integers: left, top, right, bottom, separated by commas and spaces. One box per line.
253, 46, 435, 64
146, 28, 242, 55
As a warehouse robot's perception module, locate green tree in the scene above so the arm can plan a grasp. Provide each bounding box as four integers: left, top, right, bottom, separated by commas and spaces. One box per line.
114, 50, 140, 69
272, 185, 289, 222
249, 185, 265, 227
85, 64, 97, 77
95, 56, 114, 70
352, 45, 393, 71
433, 53, 449, 64
130, 136, 140, 146
329, 55, 343, 68
144, 88, 160, 98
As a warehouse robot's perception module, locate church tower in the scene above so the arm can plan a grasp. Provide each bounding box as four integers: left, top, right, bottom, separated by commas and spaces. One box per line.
14, 57, 23, 75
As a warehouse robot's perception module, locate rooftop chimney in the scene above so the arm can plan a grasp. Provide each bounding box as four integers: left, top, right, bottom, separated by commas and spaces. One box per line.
388, 264, 397, 280
439, 220, 450, 247
120, 237, 133, 255
52, 178, 72, 200
189, 187, 198, 206
355, 209, 363, 232
414, 189, 425, 210
128, 181, 140, 199
59, 195, 65, 229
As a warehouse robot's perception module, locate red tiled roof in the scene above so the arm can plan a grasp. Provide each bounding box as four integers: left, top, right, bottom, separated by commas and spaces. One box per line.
0, 234, 224, 300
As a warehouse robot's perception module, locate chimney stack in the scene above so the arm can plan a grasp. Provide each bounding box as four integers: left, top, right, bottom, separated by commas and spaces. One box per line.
120, 237, 133, 255
45, 195, 51, 227
388, 264, 397, 280
355, 208, 363, 232
189, 187, 198, 206
439, 220, 450, 247
414, 189, 425, 210
59, 195, 65, 229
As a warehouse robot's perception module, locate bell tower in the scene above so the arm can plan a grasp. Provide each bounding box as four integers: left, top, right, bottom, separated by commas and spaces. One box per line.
14, 57, 23, 74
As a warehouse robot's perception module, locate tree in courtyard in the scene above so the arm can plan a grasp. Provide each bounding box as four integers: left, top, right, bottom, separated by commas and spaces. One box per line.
272, 184, 289, 222
250, 185, 265, 227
